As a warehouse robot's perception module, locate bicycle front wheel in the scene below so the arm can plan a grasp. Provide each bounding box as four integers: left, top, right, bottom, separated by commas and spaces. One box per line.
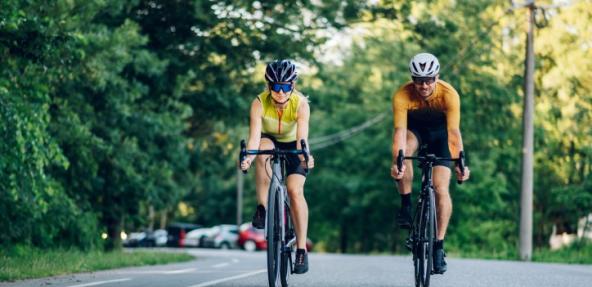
267, 186, 282, 287
414, 190, 435, 287
280, 202, 293, 287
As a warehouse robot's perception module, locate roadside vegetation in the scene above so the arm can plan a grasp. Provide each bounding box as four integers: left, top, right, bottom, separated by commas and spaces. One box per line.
0, 246, 194, 281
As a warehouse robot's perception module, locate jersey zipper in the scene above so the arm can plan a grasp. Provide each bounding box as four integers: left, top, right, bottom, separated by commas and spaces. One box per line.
276, 109, 283, 134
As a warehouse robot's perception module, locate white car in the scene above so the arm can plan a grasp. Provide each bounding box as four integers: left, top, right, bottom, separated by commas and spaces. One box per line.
184, 227, 216, 247
201, 225, 239, 249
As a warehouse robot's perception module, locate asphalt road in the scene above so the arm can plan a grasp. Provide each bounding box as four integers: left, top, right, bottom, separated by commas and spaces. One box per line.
1, 248, 591, 287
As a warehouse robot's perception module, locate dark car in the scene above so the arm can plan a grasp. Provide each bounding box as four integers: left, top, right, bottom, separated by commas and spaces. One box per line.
166, 222, 202, 247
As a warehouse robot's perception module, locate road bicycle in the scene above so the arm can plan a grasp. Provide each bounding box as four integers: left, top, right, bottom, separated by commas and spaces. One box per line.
240, 139, 310, 287
396, 147, 465, 287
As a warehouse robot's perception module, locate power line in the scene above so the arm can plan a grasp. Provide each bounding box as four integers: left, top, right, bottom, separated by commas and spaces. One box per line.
309, 111, 388, 150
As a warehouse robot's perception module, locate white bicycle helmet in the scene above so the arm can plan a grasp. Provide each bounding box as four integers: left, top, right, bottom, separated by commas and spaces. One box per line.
409, 53, 440, 77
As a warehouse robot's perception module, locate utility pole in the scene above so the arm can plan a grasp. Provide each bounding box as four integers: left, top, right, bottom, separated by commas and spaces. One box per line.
519, 0, 535, 261
237, 168, 244, 228
512, 0, 568, 262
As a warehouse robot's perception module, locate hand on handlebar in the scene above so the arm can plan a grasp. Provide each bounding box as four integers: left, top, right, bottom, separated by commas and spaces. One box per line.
240, 156, 253, 171
301, 155, 315, 169
455, 165, 470, 182
391, 163, 406, 180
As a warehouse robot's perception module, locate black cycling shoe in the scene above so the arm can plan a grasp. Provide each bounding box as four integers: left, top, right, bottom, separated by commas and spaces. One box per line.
294, 249, 309, 274
252, 204, 266, 229
433, 248, 447, 274
396, 206, 412, 229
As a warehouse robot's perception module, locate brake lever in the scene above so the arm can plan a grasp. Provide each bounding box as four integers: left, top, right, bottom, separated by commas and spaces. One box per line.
395, 149, 404, 182
239, 140, 247, 174
457, 151, 465, 184
300, 139, 309, 174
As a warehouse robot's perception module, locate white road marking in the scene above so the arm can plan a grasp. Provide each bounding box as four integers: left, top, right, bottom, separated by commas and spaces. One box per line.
231, 258, 239, 263
163, 268, 197, 274
186, 269, 266, 287
212, 262, 229, 268
65, 278, 132, 287
110, 268, 196, 275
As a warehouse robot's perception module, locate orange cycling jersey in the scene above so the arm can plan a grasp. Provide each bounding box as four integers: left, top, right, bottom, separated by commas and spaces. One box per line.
392, 80, 460, 130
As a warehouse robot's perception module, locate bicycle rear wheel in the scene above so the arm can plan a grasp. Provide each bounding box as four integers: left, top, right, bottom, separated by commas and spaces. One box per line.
267, 187, 282, 287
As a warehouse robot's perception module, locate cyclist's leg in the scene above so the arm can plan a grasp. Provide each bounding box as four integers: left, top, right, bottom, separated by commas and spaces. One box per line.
396, 130, 420, 228
255, 136, 275, 207
286, 158, 309, 274
432, 166, 452, 240
286, 174, 308, 250
279, 140, 309, 250
428, 127, 453, 240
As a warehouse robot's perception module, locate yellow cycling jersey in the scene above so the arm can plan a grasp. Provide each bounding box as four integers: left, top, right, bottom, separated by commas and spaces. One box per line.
392, 80, 460, 130
257, 90, 305, 143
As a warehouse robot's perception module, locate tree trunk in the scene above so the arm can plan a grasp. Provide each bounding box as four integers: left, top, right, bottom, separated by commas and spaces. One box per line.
340, 222, 348, 253
104, 216, 122, 251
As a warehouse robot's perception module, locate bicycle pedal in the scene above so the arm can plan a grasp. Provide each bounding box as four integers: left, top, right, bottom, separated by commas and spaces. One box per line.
405, 238, 413, 251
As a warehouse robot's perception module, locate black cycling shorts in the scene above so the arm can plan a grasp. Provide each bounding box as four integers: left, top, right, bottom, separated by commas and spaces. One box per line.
261, 134, 307, 177
408, 127, 452, 169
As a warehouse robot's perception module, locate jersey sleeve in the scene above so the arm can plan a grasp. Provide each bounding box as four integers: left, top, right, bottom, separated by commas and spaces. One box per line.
392, 89, 408, 129
445, 88, 461, 130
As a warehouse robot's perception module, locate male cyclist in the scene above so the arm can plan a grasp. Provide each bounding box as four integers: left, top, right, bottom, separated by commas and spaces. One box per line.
240, 59, 314, 274
390, 53, 470, 274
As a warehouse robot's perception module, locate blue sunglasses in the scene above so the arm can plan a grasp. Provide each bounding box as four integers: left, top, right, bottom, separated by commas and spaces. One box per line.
270, 83, 293, 93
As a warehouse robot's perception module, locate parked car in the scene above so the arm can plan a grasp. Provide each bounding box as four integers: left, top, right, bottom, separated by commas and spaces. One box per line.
143, 229, 168, 247
201, 224, 239, 249
123, 231, 147, 247
184, 227, 217, 247
166, 222, 202, 247
237, 222, 315, 252
238, 223, 266, 251
122, 229, 168, 247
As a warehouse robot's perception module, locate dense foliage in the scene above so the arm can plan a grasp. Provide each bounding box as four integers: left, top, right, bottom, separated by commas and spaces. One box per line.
1, 0, 590, 256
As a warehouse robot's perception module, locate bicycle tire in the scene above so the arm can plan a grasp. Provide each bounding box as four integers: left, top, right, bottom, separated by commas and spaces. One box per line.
280, 247, 291, 287
414, 195, 428, 287
267, 186, 281, 287
280, 198, 293, 287
413, 201, 422, 287
423, 188, 436, 287
414, 188, 435, 287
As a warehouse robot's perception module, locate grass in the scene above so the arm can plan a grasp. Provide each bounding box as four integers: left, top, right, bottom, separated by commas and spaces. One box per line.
532, 242, 592, 264
449, 241, 592, 264
0, 246, 195, 282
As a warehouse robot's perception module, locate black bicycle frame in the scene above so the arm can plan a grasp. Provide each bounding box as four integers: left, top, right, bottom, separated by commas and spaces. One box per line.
396, 149, 465, 287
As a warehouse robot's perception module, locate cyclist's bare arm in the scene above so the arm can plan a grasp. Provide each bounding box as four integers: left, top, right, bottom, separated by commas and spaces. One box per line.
296, 99, 314, 168
445, 91, 469, 181
447, 128, 470, 181
447, 128, 463, 159
242, 99, 263, 170
391, 92, 408, 178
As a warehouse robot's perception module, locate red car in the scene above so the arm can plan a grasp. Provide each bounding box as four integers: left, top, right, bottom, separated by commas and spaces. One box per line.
237, 223, 314, 252
238, 223, 266, 251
